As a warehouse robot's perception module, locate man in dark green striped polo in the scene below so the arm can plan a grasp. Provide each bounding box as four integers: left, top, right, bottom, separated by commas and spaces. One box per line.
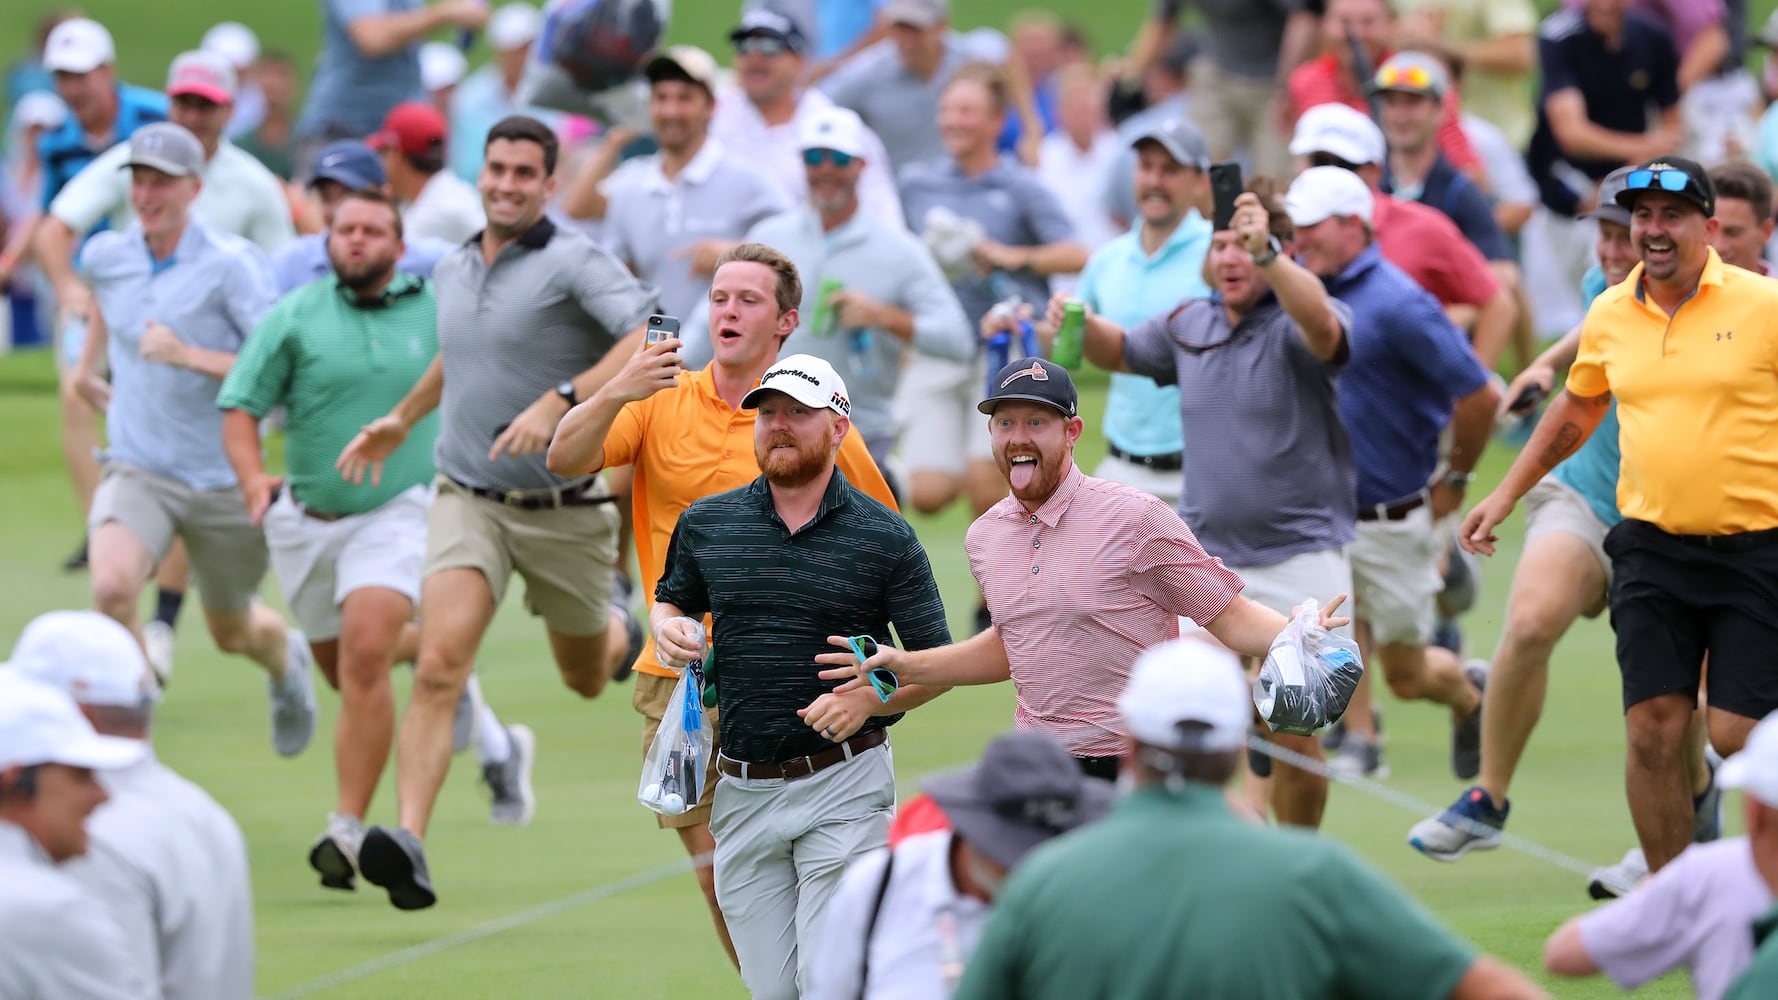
217, 190, 528, 896
651, 353, 953, 1000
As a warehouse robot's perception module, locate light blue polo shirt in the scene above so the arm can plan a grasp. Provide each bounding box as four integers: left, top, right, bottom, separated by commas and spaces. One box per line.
78, 220, 278, 490
270, 231, 455, 294
1550, 265, 1623, 528
1075, 211, 1212, 457
296, 0, 424, 139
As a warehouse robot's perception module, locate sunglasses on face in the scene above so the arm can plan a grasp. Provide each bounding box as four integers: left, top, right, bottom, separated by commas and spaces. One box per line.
1625, 168, 1694, 195
736, 35, 789, 56
802, 148, 855, 168
846, 635, 899, 703
1374, 63, 1434, 93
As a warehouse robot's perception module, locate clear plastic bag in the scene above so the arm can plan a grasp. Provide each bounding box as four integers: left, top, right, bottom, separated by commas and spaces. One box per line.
638, 657, 711, 816
1253, 600, 1365, 736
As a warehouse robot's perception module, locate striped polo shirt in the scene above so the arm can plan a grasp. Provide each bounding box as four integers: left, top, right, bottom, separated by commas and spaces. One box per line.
38, 83, 167, 214
217, 273, 440, 516
966, 465, 1243, 756
656, 468, 952, 764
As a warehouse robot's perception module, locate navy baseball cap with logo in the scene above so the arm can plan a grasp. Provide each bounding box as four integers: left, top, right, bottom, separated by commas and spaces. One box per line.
978, 357, 1078, 418
1616, 156, 1715, 217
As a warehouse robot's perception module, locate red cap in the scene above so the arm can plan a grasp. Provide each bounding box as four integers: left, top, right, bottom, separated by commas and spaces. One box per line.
368, 102, 447, 158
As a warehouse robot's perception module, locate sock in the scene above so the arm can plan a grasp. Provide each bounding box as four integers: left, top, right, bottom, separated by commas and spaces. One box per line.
154, 588, 185, 628
467, 675, 511, 765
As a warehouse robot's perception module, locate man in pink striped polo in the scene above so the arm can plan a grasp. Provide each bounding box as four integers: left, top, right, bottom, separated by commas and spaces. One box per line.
819, 357, 1347, 826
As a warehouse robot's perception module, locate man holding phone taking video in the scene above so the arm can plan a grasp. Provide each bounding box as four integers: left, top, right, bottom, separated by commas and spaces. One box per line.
547, 242, 897, 967
333, 115, 656, 913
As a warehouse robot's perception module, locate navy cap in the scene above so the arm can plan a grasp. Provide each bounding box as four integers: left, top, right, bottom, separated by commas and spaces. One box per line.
978, 357, 1078, 418
309, 140, 386, 191
729, 6, 808, 55
1616, 155, 1716, 218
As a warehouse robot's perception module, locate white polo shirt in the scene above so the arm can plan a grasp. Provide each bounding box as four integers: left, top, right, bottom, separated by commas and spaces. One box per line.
0, 822, 153, 999
63, 752, 254, 1000
805, 831, 991, 1000
710, 85, 906, 230
50, 139, 296, 252
403, 170, 486, 245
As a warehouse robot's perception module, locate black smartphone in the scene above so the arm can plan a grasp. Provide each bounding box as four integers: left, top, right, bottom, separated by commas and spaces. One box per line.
1507, 384, 1547, 414
1210, 162, 1244, 232
645, 314, 681, 348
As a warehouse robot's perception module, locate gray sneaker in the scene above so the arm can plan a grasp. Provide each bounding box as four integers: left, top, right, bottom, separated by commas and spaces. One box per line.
1695, 748, 1724, 844
359, 825, 436, 911
308, 812, 364, 891
1451, 660, 1488, 781
452, 679, 476, 754
484, 724, 536, 827
1588, 847, 1648, 899
268, 632, 317, 758
143, 620, 176, 690
1329, 738, 1389, 780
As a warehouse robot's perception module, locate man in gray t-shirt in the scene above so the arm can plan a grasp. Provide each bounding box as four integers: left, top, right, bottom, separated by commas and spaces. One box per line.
296, 0, 489, 148
338, 116, 658, 913
1067, 183, 1350, 830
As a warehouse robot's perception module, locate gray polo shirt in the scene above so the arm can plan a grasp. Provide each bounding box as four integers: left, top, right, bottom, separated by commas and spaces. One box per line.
899, 155, 1075, 329
432, 217, 659, 491
743, 206, 973, 450
602, 137, 792, 326
818, 32, 1006, 170
78, 219, 278, 491
1160, 0, 1303, 81
66, 754, 254, 1000
1123, 294, 1358, 568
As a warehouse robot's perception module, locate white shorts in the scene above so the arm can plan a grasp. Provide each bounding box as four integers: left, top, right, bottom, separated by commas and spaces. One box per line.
1521, 209, 1598, 339
1181, 546, 1354, 642
1350, 504, 1442, 646
892, 352, 993, 478
1523, 475, 1613, 595
1092, 451, 1182, 507
263, 484, 431, 641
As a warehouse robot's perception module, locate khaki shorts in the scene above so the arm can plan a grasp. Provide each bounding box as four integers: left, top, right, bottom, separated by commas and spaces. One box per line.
1350, 504, 1442, 646
634, 670, 720, 830
892, 352, 993, 478
88, 462, 269, 613
1524, 476, 1612, 616
1189, 57, 1292, 179
422, 475, 620, 635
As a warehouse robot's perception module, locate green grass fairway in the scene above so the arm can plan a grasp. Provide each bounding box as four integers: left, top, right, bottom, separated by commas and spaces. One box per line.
0, 344, 1719, 998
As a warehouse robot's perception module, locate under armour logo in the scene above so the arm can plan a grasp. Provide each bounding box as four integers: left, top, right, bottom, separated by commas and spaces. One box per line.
1718, 331, 1734, 341
999, 361, 1049, 388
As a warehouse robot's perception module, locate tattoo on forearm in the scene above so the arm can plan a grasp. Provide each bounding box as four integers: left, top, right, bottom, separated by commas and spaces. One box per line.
1540, 423, 1582, 469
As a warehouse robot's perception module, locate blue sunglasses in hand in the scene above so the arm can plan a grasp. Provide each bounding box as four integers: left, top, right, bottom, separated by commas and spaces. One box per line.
846, 635, 899, 703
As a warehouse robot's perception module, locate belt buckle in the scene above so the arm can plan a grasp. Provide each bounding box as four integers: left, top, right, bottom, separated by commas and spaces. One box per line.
782, 755, 816, 780
503, 490, 527, 507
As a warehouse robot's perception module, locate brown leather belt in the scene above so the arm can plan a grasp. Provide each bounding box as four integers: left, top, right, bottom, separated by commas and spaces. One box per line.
718, 729, 887, 781
293, 497, 350, 522
1357, 491, 1428, 523
447, 475, 618, 511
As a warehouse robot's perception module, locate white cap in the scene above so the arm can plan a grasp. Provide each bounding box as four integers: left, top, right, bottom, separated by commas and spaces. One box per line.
489, 3, 542, 51
13, 91, 68, 131
1289, 102, 1385, 167
5, 610, 157, 709
1285, 165, 1375, 228
1720, 711, 1778, 807
798, 105, 869, 159
0, 673, 145, 771
200, 21, 260, 70
43, 18, 116, 75
1118, 639, 1250, 753
420, 42, 468, 92
740, 354, 853, 417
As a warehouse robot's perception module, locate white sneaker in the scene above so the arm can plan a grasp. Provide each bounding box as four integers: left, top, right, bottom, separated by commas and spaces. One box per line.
143, 620, 176, 689
1587, 847, 1648, 899
268, 632, 317, 758
308, 812, 365, 891
484, 724, 536, 827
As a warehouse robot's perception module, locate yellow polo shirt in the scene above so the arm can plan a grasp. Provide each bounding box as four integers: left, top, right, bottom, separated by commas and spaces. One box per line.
603, 365, 898, 678
1569, 250, 1778, 535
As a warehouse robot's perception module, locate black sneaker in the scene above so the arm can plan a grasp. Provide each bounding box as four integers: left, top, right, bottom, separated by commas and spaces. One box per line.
610, 573, 641, 683
358, 826, 437, 911
1451, 660, 1488, 780
62, 538, 89, 573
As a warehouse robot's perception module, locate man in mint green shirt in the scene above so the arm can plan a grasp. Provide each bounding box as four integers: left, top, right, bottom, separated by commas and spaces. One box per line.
218, 190, 530, 897
955, 637, 1545, 1000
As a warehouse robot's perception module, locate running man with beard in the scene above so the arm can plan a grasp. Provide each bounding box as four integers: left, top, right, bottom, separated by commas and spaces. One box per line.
817, 358, 1349, 783
650, 353, 951, 1000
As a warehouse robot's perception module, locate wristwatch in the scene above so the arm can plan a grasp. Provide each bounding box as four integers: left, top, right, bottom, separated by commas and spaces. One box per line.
1443, 470, 1475, 490
1251, 236, 1283, 267
555, 381, 578, 408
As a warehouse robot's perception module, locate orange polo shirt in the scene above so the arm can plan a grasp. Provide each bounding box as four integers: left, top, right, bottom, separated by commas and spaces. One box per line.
603, 365, 898, 678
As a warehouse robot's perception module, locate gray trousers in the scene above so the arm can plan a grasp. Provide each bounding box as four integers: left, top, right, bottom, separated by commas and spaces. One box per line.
711, 743, 895, 1000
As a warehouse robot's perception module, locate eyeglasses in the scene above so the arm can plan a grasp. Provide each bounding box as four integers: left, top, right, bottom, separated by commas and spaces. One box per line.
802, 148, 855, 168
1625, 168, 1694, 195
846, 635, 899, 703
1373, 62, 1434, 93
736, 35, 789, 56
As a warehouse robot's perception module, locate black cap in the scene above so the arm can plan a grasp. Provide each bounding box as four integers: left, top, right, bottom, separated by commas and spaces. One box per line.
1615, 156, 1716, 217
923, 731, 1114, 870
977, 357, 1078, 418
729, 6, 808, 55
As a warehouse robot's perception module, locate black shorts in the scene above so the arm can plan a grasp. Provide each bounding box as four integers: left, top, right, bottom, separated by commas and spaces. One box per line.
1604, 519, 1778, 719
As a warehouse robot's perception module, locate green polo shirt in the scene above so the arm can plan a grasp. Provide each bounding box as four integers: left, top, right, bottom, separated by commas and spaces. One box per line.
217, 273, 440, 516
955, 784, 1477, 1000
656, 467, 951, 765
1727, 905, 1778, 999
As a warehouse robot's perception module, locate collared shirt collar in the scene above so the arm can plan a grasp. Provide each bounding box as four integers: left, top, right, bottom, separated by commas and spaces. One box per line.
329, 269, 427, 307
644, 137, 727, 193
747, 465, 854, 529
1012, 463, 1086, 527
1331, 242, 1385, 289
0, 821, 50, 868
1125, 208, 1210, 264
464, 214, 557, 251
140, 217, 209, 268
1630, 247, 1726, 304
1116, 780, 1231, 816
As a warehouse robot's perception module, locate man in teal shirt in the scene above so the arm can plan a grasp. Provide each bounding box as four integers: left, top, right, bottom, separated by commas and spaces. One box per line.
218, 190, 530, 897
1071, 117, 1212, 506
955, 637, 1545, 1000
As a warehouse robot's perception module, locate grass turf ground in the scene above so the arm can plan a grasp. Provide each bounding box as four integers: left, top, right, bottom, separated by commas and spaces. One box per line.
0, 344, 1724, 998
